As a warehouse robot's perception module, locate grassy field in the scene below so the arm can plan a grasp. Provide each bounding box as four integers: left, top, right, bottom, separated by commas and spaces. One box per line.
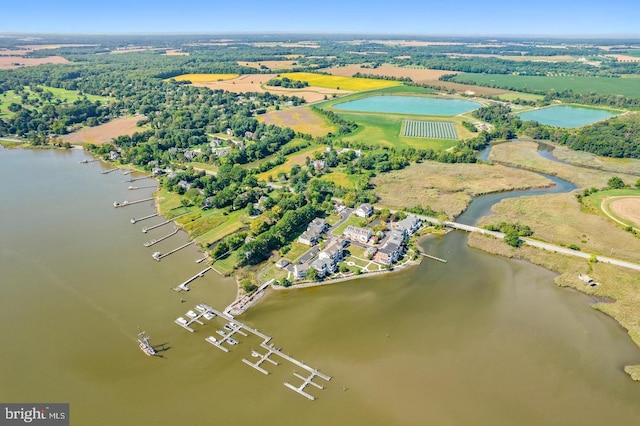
624, 49, 640, 58
279, 72, 401, 91
332, 215, 366, 235
259, 106, 335, 136
451, 73, 640, 97
317, 171, 360, 188
371, 160, 553, 218
490, 141, 639, 189
496, 92, 545, 102
467, 232, 640, 378
256, 144, 327, 181
582, 189, 640, 230
549, 140, 640, 176
1, 86, 107, 118
170, 73, 239, 82
196, 210, 247, 246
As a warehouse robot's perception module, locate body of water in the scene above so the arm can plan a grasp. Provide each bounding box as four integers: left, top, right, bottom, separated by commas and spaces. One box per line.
2, 147, 640, 425
333, 95, 480, 116
518, 106, 615, 128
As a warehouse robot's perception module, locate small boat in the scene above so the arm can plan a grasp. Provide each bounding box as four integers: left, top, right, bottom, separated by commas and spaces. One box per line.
152, 252, 161, 260
216, 330, 226, 337
138, 331, 156, 356
228, 338, 238, 345
203, 312, 215, 321
205, 336, 217, 344
223, 324, 233, 331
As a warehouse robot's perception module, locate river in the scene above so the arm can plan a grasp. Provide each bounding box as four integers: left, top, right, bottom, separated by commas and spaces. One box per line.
1, 146, 640, 425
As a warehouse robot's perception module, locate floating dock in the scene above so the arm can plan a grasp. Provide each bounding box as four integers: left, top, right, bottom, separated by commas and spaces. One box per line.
174, 304, 216, 332
102, 168, 119, 174
131, 213, 158, 224
128, 184, 157, 190
420, 253, 448, 263
142, 212, 188, 232
113, 197, 154, 208
173, 266, 212, 291
144, 227, 178, 247
79, 158, 99, 164
152, 241, 194, 261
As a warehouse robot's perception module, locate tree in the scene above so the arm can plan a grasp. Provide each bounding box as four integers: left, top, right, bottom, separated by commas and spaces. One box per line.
504, 229, 522, 248
635, 178, 640, 190
306, 267, 318, 281
607, 176, 625, 189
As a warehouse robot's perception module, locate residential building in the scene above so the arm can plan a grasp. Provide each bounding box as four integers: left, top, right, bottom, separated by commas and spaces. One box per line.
297, 218, 329, 246
376, 230, 406, 265
343, 225, 372, 244
294, 263, 310, 279
394, 215, 421, 237
318, 240, 344, 264
355, 203, 374, 218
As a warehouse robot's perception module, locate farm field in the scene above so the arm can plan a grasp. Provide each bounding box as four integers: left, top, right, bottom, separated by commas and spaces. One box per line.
446, 53, 579, 62
317, 171, 360, 188
322, 64, 457, 83
496, 92, 545, 102
402, 120, 457, 139
279, 72, 401, 91
605, 54, 640, 62
169, 73, 239, 82
624, 49, 640, 58
489, 141, 640, 189
582, 189, 640, 231
62, 117, 142, 145
451, 73, 640, 97
238, 60, 299, 70
0, 56, 70, 69
371, 160, 553, 218
259, 105, 335, 136
191, 74, 350, 102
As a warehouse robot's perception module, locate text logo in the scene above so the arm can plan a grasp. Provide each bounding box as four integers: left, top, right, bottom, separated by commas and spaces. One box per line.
1, 404, 68, 425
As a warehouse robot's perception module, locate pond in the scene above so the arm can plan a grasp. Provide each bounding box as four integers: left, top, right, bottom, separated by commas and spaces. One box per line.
333, 95, 481, 116
517, 106, 615, 128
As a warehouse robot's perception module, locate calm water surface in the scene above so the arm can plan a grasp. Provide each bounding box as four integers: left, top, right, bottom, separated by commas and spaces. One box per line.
518, 106, 615, 128
1, 147, 640, 425
334, 96, 480, 116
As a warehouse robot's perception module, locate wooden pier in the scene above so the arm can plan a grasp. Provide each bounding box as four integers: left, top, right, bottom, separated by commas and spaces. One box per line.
102, 168, 119, 174
173, 266, 212, 292
128, 184, 157, 190
131, 213, 158, 224
194, 305, 331, 400
142, 212, 189, 232
123, 175, 152, 183
174, 304, 217, 332
113, 197, 154, 208
79, 158, 99, 164
420, 253, 448, 263
144, 227, 178, 247
152, 241, 194, 261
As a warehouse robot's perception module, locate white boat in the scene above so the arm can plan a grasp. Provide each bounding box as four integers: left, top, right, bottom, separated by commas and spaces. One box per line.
203, 312, 215, 321
205, 336, 217, 344
186, 310, 198, 319
138, 331, 156, 356
216, 330, 226, 336
228, 338, 238, 345
152, 252, 161, 260
223, 324, 233, 331
176, 317, 189, 326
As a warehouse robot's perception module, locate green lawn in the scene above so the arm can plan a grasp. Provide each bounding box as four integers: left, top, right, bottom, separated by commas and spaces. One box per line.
317, 171, 361, 189
283, 241, 312, 262
332, 215, 366, 235
1, 86, 108, 119
256, 144, 327, 181
451, 73, 640, 98
624, 49, 640, 58
196, 210, 247, 246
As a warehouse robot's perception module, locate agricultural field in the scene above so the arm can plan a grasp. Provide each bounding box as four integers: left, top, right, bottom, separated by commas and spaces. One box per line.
190, 74, 350, 102
322, 64, 456, 83
451, 73, 640, 97
238, 60, 299, 70
62, 117, 142, 145
259, 105, 335, 136
605, 54, 640, 62
496, 92, 545, 102
402, 120, 457, 139
371, 160, 553, 218
582, 189, 640, 231
624, 49, 640, 58
0, 56, 70, 69
317, 171, 360, 188
169, 73, 239, 82
446, 53, 579, 62
279, 72, 401, 91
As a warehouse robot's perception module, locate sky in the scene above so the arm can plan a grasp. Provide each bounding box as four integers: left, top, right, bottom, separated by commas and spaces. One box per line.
3, 0, 639, 36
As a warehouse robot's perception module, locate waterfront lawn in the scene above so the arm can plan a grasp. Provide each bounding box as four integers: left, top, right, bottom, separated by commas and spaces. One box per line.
156, 187, 185, 216
213, 249, 240, 275
282, 241, 312, 262
197, 210, 247, 246
256, 144, 328, 181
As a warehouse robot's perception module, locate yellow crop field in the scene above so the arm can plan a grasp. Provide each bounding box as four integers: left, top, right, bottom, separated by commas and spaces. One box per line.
169, 73, 239, 82
280, 72, 400, 91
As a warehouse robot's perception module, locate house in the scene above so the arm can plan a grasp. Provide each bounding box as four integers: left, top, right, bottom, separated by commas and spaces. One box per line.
297, 218, 329, 246
177, 180, 192, 190
184, 150, 197, 160
318, 240, 344, 264
275, 258, 290, 269
310, 257, 337, 279
355, 203, 374, 218
343, 225, 372, 244
376, 230, 405, 264
394, 215, 421, 237
294, 263, 310, 279
109, 150, 120, 161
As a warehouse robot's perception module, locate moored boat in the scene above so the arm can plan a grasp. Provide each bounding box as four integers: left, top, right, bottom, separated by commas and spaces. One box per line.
138, 331, 156, 356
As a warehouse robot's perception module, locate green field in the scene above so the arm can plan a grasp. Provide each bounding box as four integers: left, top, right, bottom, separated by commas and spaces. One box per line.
583, 188, 640, 230
0, 86, 108, 118
624, 50, 640, 58
496, 92, 545, 102
256, 144, 328, 181
451, 73, 640, 97
317, 171, 360, 188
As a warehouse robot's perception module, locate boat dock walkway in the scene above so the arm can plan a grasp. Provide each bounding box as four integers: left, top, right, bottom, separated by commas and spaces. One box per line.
172, 266, 213, 292
144, 227, 178, 247
152, 241, 194, 261
420, 253, 448, 263
102, 168, 119, 174
123, 176, 152, 183
131, 213, 158, 224
142, 212, 189, 233
128, 184, 157, 190
174, 303, 217, 333
113, 198, 154, 208
191, 305, 330, 400
79, 158, 99, 164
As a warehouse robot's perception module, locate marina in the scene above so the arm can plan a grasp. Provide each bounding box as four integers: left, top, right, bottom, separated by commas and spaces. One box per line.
151, 241, 195, 261
173, 303, 217, 332
113, 197, 154, 208
144, 227, 178, 247
180, 304, 331, 400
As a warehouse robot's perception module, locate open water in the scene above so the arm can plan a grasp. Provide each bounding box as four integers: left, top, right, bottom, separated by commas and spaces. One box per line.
333, 96, 480, 116
1, 146, 640, 425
